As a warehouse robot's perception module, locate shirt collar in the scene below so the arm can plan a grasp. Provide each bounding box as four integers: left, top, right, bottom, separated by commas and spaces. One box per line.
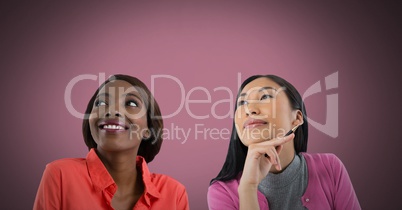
86, 148, 116, 192
136, 155, 161, 205
86, 149, 161, 205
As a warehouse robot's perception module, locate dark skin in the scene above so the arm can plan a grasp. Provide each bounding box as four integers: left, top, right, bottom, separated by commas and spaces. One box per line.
97, 150, 144, 210
89, 80, 150, 210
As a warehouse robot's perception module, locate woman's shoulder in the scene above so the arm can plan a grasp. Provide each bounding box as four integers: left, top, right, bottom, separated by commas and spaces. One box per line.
208, 176, 241, 196
301, 152, 343, 165
45, 157, 87, 171
300, 152, 347, 177
210, 177, 240, 187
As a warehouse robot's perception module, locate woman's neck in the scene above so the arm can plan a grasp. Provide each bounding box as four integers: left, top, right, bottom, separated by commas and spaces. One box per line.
96, 149, 143, 194
271, 147, 295, 174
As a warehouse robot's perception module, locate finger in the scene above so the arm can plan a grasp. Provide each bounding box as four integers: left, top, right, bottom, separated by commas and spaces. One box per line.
265, 147, 279, 165
276, 153, 282, 171
258, 133, 295, 147
276, 144, 283, 154
263, 147, 282, 171
280, 133, 295, 142
272, 147, 281, 170
248, 144, 269, 159
273, 133, 295, 145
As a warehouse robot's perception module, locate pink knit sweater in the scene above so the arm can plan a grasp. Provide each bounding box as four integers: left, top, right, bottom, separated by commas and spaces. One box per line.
208, 153, 361, 210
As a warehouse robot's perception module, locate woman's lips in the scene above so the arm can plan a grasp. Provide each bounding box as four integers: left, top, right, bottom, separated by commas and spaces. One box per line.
243, 118, 268, 129
98, 120, 129, 131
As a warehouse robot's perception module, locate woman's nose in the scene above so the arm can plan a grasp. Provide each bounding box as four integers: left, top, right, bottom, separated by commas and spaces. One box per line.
245, 102, 260, 116
105, 109, 122, 118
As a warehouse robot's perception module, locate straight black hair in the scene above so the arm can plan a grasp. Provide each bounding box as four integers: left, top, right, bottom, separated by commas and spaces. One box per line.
210, 75, 308, 184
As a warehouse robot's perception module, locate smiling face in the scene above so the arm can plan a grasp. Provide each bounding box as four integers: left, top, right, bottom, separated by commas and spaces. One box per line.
235, 77, 303, 147
88, 80, 149, 153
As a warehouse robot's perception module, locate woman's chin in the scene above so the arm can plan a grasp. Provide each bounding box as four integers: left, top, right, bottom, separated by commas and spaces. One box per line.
96, 139, 139, 152
241, 136, 274, 146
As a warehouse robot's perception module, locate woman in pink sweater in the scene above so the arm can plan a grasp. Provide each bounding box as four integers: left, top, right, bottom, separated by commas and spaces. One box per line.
208, 75, 360, 210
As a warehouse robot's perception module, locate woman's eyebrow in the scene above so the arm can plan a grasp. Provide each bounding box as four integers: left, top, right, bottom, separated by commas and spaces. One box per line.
96, 92, 109, 98
123, 92, 143, 102
239, 86, 277, 97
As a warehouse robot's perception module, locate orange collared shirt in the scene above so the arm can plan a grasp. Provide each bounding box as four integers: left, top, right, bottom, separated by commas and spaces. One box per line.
34, 149, 189, 210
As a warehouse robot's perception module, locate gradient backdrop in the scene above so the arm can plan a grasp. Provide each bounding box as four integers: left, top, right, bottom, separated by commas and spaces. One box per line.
1, 1, 401, 209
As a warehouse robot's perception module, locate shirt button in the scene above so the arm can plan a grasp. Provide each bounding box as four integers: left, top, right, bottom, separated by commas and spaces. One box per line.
305, 198, 310, 202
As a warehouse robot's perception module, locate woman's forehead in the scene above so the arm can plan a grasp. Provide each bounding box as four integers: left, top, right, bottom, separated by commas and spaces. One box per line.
241, 77, 280, 94
98, 80, 138, 94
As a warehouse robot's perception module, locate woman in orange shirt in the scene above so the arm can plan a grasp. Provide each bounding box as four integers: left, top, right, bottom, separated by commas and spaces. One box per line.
34, 74, 189, 210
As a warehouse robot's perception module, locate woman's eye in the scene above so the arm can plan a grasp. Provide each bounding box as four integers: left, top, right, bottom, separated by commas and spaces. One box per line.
126, 100, 138, 107
237, 100, 248, 106
260, 94, 273, 100
95, 100, 107, 107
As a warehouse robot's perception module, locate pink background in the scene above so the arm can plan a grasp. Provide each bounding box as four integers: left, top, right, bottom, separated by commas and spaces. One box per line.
1, 1, 401, 209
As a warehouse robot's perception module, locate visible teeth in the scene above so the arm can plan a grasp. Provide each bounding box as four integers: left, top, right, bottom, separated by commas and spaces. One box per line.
103, 125, 124, 130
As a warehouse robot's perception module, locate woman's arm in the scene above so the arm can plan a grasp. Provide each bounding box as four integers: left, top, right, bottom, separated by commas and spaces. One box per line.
176, 186, 190, 210
238, 134, 294, 210
331, 155, 361, 210
208, 182, 239, 210
33, 164, 61, 210
238, 184, 260, 210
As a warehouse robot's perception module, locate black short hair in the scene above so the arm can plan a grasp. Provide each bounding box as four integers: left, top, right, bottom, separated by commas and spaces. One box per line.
82, 74, 163, 163
211, 75, 308, 184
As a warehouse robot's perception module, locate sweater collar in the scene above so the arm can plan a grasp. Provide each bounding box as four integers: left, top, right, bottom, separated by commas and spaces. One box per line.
259, 154, 302, 189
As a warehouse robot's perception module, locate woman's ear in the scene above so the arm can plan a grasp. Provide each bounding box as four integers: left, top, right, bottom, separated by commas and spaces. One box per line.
292, 110, 304, 127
